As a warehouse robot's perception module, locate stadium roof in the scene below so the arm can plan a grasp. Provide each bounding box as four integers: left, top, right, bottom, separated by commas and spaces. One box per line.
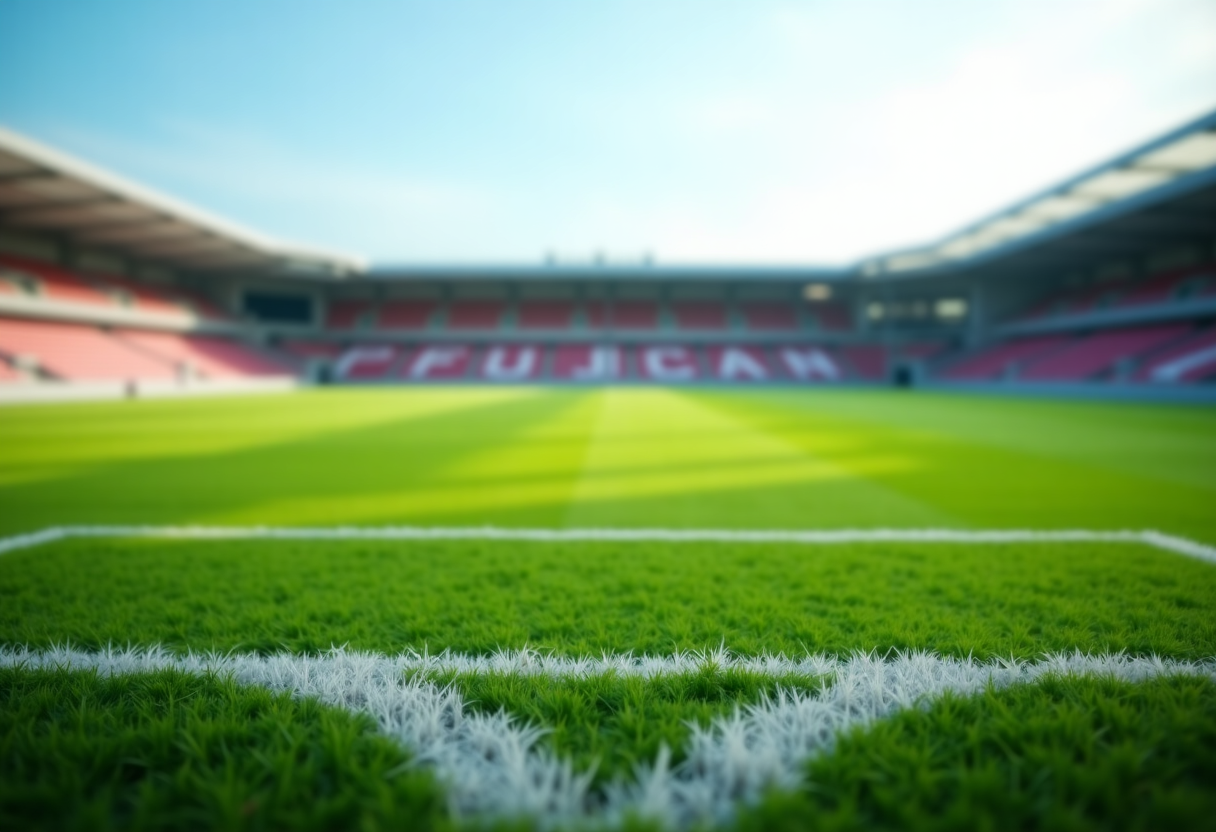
0, 126, 362, 278
859, 109, 1216, 280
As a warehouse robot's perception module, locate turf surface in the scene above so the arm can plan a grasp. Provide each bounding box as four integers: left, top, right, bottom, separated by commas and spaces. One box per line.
2, 388, 1215, 829
1, 388, 1214, 540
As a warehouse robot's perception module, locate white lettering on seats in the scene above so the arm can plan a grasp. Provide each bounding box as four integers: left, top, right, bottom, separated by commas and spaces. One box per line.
779, 347, 839, 380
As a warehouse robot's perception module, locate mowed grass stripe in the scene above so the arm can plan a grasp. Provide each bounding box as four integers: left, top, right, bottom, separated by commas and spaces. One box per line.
3, 536, 1214, 659
1, 389, 1214, 540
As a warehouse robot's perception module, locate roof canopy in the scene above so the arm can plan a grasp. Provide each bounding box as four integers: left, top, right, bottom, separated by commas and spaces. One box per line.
0, 127, 361, 278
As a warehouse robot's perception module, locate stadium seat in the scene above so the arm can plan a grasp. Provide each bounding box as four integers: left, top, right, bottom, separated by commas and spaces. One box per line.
278, 340, 344, 361
584, 301, 659, 330
0, 256, 115, 307
0, 357, 24, 382
0, 317, 175, 381
117, 331, 296, 378
517, 301, 575, 329
327, 300, 376, 330
88, 274, 193, 316
477, 344, 543, 380
378, 301, 435, 329
335, 344, 401, 379
1116, 265, 1215, 308
671, 302, 727, 330
836, 345, 887, 380
941, 335, 1073, 381
1134, 329, 1216, 383
808, 303, 853, 332
1018, 324, 1191, 381
552, 344, 625, 380
741, 304, 798, 331
773, 345, 841, 381
633, 345, 700, 380
401, 344, 473, 378
447, 302, 504, 329
706, 345, 773, 381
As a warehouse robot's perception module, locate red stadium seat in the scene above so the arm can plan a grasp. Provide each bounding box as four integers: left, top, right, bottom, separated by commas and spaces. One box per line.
672, 302, 727, 330
477, 344, 543, 380
634, 345, 700, 380
942, 335, 1074, 381
517, 301, 575, 329
1019, 325, 1190, 381
327, 300, 376, 329
379, 301, 435, 329
117, 331, 296, 378
1135, 329, 1216, 383
741, 304, 798, 331
335, 344, 401, 379
773, 346, 841, 381
447, 302, 504, 329
552, 344, 625, 380
401, 344, 472, 378
706, 345, 773, 381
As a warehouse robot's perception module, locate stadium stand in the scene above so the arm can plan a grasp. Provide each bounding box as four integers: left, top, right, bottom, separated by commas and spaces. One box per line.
517, 301, 576, 329
1018, 324, 1191, 382
447, 302, 504, 330
335, 345, 400, 380
327, 300, 376, 330
706, 345, 772, 381
379, 301, 435, 329
773, 346, 841, 381
0, 317, 175, 381
672, 302, 727, 330
1, 256, 114, 307
836, 344, 887, 380
477, 344, 544, 380
402, 344, 473, 378
278, 340, 345, 361
941, 335, 1075, 381
634, 345, 700, 380
552, 344, 624, 380
809, 303, 853, 331
117, 331, 295, 379
1134, 329, 1216, 383
741, 303, 799, 331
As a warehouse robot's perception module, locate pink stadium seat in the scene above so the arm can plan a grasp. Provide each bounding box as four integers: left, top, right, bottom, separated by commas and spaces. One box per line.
942, 335, 1073, 380
836, 345, 886, 380
327, 300, 375, 329
0, 317, 175, 381
0, 358, 24, 382
335, 345, 401, 379
706, 345, 773, 381
88, 274, 192, 316
1135, 329, 1216, 383
1019, 325, 1190, 382
476, 344, 543, 380
0, 256, 114, 307
517, 302, 575, 329
633, 344, 700, 380
672, 302, 727, 330
379, 301, 435, 329
552, 344, 625, 380
117, 331, 296, 378
741, 304, 798, 331
772, 345, 842, 381
400, 344, 472, 378
447, 302, 504, 329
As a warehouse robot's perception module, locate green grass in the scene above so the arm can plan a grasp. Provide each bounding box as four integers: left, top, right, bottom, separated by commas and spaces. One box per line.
739, 673, 1216, 832
2, 388, 1215, 829
1, 388, 1215, 541
2, 536, 1215, 659
0, 666, 452, 832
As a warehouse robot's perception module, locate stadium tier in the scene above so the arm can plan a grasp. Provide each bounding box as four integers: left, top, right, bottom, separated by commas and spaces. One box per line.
1, 114, 1215, 400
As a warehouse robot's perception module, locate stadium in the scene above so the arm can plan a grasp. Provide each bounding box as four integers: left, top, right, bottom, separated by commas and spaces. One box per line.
2, 5, 1216, 831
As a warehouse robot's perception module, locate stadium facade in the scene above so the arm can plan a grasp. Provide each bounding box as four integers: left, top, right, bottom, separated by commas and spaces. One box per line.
0, 111, 1214, 403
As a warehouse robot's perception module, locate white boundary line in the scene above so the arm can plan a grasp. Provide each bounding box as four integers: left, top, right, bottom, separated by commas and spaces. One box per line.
3, 644, 1213, 829
1, 524, 1214, 564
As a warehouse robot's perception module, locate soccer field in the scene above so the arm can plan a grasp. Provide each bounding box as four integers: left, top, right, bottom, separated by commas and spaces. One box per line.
2, 389, 1216, 830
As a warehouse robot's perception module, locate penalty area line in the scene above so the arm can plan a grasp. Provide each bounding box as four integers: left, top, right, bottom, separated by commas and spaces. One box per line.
0, 524, 1213, 564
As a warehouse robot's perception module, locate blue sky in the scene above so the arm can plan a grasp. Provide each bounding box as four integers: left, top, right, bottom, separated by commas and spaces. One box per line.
1, 0, 1214, 265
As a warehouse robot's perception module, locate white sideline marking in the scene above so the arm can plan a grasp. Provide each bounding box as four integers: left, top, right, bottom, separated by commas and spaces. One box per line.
0, 524, 1214, 564
2, 645, 1213, 829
